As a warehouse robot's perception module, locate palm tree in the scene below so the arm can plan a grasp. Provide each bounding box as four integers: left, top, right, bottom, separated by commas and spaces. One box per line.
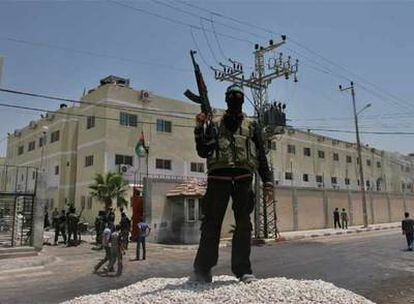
89, 172, 129, 210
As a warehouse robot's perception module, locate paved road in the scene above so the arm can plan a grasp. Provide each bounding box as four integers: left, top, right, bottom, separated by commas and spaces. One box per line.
0, 229, 413, 304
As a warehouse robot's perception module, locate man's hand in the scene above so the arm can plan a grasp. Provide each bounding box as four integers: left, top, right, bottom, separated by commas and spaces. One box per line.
195, 112, 207, 127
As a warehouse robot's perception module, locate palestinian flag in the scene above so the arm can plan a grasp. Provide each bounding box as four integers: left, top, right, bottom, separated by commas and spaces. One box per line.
135, 131, 146, 158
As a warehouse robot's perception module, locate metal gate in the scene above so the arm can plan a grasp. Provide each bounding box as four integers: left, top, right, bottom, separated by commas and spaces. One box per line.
0, 165, 37, 247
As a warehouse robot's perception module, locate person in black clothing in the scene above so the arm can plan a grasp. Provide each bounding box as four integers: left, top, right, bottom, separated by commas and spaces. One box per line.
54, 210, 67, 245
333, 208, 341, 229
119, 212, 131, 249
402, 212, 414, 251
191, 84, 274, 284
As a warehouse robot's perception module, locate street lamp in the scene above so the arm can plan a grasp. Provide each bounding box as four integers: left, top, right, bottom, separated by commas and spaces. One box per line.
339, 81, 371, 228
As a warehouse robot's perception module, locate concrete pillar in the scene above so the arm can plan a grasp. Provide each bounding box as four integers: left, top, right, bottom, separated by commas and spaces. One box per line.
347, 191, 353, 226
292, 188, 298, 231
369, 192, 375, 224
403, 192, 408, 213
386, 192, 392, 223
32, 172, 46, 251
323, 190, 329, 228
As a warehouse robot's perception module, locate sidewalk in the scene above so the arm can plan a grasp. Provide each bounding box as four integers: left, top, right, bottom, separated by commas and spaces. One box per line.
269, 221, 401, 243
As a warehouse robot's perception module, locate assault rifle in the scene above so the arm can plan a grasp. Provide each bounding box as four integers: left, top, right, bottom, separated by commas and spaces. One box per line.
184, 50, 213, 118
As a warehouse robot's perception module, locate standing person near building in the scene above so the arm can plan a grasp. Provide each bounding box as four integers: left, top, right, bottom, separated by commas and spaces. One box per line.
54, 210, 67, 245
333, 208, 341, 229
341, 208, 349, 229
94, 224, 112, 273
44, 208, 50, 229
136, 217, 150, 260
402, 212, 414, 251
52, 208, 59, 228
191, 84, 274, 284
119, 211, 131, 249
107, 225, 124, 276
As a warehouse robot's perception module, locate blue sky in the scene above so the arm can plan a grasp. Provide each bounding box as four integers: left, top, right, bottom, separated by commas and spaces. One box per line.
0, 0, 413, 156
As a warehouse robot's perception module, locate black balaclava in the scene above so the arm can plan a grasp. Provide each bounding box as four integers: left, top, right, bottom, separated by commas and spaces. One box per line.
223, 87, 244, 133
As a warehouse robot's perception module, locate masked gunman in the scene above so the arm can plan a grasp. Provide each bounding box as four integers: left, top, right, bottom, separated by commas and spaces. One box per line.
191, 84, 274, 284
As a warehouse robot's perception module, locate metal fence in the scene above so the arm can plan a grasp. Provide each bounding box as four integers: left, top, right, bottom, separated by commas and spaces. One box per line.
0, 165, 37, 247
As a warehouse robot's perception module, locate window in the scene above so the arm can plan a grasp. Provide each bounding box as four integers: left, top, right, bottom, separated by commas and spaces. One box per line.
333, 153, 339, 161
303, 174, 309, 182
318, 150, 325, 159
51, 130, 60, 143
156, 119, 172, 133
18, 145, 24, 155
39, 136, 46, 147
345, 178, 350, 185
156, 159, 171, 170
86, 116, 95, 129
55, 165, 59, 175
366, 180, 371, 188
28, 141, 35, 152
303, 147, 311, 157
190, 162, 204, 173
346, 155, 352, 163
367, 159, 371, 166
331, 177, 337, 184
186, 198, 196, 222
85, 155, 94, 167
87, 196, 93, 209
32, 171, 36, 180
316, 175, 323, 183
115, 154, 133, 166
120, 112, 138, 127
377, 161, 381, 168
285, 172, 292, 180
287, 144, 296, 154
81, 196, 86, 209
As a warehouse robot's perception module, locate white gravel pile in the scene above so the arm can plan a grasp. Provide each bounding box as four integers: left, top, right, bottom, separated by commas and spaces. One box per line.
64, 275, 375, 304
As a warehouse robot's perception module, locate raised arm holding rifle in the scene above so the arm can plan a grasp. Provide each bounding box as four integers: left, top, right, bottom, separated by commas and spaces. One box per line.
185, 50, 274, 284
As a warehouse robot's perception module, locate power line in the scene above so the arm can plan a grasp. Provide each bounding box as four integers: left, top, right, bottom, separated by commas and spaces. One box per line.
0, 101, 195, 129
0, 36, 191, 73
200, 18, 220, 64
174, 0, 414, 112
109, 0, 253, 45
0, 87, 198, 121
209, 16, 228, 60
189, 28, 211, 68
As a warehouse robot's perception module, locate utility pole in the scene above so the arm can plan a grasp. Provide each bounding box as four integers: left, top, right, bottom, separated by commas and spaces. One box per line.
212, 35, 298, 240
339, 81, 369, 228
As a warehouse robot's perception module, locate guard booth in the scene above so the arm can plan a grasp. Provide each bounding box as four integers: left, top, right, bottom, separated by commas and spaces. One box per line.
0, 165, 38, 247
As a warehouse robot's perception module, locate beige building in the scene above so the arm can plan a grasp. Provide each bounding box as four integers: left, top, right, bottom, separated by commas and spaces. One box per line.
4, 75, 414, 225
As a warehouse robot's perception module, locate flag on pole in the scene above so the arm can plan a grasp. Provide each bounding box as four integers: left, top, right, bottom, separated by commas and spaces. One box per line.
135, 131, 146, 158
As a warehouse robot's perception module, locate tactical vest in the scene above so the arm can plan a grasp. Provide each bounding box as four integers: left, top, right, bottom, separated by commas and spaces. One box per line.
207, 117, 259, 173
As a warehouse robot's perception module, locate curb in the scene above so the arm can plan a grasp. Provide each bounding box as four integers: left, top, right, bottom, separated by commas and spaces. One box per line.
258, 224, 400, 245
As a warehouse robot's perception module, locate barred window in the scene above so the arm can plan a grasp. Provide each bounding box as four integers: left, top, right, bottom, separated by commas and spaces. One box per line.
156, 159, 171, 170
303, 147, 311, 157
156, 119, 172, 133
316, 175, 323, 183
303, 174, 309, 182
115, 154, 133, 166
285, 172, 293, 180
120, 112, 137, 127
190, 162, 204, 173
333, 153, 339, 161
287, 144, 296, 154
85, 155, 94, 167
87, 116, 95, 129
346, 155, 352, 163
318, 150, 325, 159
28, 141, 35, 152
51, 130, 60, 143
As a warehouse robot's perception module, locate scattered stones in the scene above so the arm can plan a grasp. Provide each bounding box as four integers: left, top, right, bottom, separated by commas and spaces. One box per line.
63, 275, 375, 304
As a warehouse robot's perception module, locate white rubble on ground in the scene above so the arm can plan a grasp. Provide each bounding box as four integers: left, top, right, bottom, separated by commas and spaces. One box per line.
63, 275, 375, 304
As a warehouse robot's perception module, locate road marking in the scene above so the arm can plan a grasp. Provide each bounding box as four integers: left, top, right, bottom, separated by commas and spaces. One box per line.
0, 265, 44, 276
0, 270, 53, 281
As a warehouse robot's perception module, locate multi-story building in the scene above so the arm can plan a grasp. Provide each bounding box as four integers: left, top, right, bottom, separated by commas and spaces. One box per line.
4, 75, 414, 224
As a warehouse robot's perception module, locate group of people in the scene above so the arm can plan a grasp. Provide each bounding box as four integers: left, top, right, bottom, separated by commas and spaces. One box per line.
333, 208, 349, 229
52, 205, 81, 246
93, 208, 151, 276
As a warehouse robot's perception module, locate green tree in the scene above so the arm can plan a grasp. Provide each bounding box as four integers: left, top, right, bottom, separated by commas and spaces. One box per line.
89, 172, 129, 210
